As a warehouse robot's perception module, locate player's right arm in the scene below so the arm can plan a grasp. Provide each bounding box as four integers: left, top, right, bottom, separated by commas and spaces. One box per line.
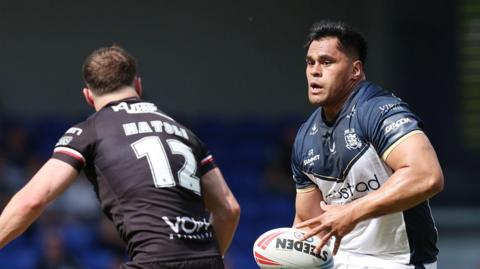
291, 130, 325, 229
201, 167, 241, 256
0, 159, 78, 248
0, 119, 94, 249
294, 188, 324, 227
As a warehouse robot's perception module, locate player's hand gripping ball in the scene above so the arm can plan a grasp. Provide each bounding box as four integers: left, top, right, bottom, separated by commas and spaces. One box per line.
253, 227, 333, 268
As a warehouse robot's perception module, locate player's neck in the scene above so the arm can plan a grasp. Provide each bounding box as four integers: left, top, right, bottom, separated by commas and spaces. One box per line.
323, 79, 364, 121
93, 86, 139, 111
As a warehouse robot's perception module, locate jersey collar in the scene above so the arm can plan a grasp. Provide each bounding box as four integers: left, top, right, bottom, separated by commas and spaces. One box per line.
104, 96, 142, 107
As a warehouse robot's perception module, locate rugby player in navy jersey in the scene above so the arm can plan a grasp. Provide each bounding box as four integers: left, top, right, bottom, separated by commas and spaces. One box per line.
0, 46, 240, 269
291, 21, 444, 268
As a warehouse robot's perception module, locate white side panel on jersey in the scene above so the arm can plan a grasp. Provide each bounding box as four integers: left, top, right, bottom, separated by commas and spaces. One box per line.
307, 145, 411, 264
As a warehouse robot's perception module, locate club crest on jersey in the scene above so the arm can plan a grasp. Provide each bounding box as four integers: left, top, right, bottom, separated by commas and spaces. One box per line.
344, 128, 362, 150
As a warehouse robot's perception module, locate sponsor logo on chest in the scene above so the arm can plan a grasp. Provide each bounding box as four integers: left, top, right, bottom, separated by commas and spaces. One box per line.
325, 174, 381, 202
303, 149, 320, 166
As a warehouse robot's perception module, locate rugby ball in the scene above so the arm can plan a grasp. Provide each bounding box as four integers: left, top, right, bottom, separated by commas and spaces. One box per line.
253, 227, 333, 269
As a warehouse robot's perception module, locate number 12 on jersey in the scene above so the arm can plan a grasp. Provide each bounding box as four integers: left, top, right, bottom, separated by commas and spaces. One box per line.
131, 136, 201, 195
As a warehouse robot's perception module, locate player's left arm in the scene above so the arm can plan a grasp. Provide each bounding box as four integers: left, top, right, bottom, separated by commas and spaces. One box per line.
351, 131, 444, 219
297, 132, 444, 254
202, 167, 241, 256
0, 158, 78, 248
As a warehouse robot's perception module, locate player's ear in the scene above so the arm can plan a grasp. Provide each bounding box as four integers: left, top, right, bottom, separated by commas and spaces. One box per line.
351, 60, 363, 80
134, 76, 142, 97
83, 88, 95, 108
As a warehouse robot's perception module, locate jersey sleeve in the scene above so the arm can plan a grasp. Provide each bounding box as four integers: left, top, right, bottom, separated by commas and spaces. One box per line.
192, 135, 217, 176
359, 96, 424, 160
291, 127, 317, 192
51, 120, 96, 172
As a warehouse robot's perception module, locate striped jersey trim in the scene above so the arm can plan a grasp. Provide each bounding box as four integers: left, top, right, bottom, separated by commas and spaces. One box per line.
382, 130, 424, 161
296, 185, 318, 193
201, 155, 214, 165
54, 146, 86, 166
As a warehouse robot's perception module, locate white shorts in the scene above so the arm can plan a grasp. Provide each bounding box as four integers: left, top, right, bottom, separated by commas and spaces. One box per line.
332, 250, 437, 269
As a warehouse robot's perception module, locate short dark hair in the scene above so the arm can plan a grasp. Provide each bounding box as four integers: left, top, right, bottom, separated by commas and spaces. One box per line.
306, 20, 368, 64
82, 45, 137, 95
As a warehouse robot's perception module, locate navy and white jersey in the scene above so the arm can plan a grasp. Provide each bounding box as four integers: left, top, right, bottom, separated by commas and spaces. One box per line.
51, 98, 221, 264
292, 81, 438, 265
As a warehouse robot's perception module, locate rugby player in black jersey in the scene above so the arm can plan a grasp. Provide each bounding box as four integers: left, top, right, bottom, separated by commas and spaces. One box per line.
0, 46, 240, 269
291, 21, 444, 268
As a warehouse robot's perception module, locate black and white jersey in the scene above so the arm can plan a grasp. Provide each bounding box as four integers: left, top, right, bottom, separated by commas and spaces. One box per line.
292, 81, 438, 265
52, 97, 220, 263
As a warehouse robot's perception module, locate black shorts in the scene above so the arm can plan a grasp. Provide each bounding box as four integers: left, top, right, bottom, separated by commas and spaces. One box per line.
121, 256, 225, 269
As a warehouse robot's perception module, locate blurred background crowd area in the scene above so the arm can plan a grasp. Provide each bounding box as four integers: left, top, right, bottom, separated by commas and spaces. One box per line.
1, 0, 479, 268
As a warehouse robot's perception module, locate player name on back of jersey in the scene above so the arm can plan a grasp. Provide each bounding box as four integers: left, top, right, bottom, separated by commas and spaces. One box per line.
122, 120, 189, 139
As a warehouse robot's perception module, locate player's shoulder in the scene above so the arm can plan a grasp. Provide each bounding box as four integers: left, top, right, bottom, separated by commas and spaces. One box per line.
294, 108, 321, 147
54, 115, 95, 149
65, 113, 96, 132
296, 108, 321, 137
62, 105, 120, 139
292, 108, 321, 159
354, 81, 405, 115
